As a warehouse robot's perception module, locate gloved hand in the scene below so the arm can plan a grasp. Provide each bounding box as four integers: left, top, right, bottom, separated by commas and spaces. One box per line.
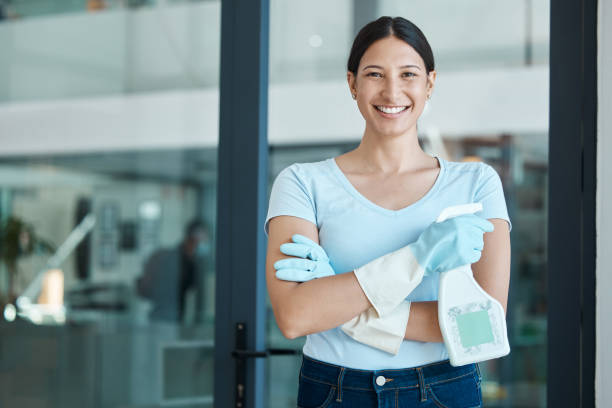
412, 213, 493, 275
274, 234, 412, 355
354, 212, 494, 317
274, 234, 336, 281
273, 213, 491, 284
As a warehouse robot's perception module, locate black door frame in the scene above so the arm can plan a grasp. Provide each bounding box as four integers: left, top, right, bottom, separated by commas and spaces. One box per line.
214, 1, 599, 407
215, 0, 269, 408
548, 0, 597, 407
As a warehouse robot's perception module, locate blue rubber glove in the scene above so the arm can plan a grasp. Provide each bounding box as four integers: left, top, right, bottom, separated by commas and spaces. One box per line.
410, 213, 494, 275
353, 212, 494, 317
274, 234, 335, 282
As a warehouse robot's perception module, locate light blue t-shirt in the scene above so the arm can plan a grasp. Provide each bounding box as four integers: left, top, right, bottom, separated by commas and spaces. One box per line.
264, 155, 512, 370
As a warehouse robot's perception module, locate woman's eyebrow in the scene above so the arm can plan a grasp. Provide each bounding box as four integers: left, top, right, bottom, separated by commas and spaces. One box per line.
361, 64, 422, 71
362, 65, 383, 70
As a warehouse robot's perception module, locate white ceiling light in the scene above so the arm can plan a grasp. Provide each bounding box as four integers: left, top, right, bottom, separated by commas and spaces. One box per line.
308, 34, 323, 48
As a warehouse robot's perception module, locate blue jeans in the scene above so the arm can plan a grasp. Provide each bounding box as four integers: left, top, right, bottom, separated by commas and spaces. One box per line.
297, 355, 482, 408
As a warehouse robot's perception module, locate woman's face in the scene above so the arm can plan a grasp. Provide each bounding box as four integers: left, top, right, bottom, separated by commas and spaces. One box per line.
347, 35, 436, 138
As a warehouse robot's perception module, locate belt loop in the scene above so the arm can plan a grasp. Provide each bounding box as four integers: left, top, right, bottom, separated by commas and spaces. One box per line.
416, 367, 427, 402
336, 367, 345, 402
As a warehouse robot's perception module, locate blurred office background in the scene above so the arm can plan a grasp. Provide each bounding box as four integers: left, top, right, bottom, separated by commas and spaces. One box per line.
0, 0, 548, 407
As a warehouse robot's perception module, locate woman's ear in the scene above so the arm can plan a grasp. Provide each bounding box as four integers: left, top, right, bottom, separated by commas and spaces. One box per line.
347, 71, 357, 98
427, 70, 437, 94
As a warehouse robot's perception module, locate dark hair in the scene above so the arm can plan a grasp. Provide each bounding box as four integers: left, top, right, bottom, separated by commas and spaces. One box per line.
347, 16, 435, 75
184, 218, 210, 238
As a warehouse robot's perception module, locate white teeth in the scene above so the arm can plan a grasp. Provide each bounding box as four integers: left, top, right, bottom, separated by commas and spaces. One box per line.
376, 105, 408, 114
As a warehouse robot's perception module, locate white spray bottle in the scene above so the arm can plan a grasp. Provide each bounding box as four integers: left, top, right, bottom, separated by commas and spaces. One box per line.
436, 203, 510, 366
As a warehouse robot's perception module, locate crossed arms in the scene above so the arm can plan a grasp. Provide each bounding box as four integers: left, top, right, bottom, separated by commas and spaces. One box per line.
265, 215, 510, 342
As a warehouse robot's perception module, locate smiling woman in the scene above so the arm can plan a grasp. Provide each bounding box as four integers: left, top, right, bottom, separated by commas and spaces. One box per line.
265, 16, 511, 408
347, 19, 436, 141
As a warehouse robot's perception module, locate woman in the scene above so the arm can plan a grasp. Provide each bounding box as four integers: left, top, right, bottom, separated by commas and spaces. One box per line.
265, 16, 511, 408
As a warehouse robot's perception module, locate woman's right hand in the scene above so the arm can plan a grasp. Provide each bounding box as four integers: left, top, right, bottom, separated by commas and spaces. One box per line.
408, 214, 494, 275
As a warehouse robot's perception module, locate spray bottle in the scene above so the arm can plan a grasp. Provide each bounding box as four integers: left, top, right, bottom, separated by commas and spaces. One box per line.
436, 203, 510, 366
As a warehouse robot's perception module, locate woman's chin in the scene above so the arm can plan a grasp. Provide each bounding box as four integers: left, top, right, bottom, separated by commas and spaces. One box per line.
371, 123, 417, 138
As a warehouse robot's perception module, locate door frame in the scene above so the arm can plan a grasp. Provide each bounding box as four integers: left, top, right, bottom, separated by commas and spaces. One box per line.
548, 1, 597, 407
214, 0, 270, 408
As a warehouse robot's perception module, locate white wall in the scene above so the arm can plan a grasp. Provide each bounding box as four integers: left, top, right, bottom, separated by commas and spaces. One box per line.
597, 0, 612, 406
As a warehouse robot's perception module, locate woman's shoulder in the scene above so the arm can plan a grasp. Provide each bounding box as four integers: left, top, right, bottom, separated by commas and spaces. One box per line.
439, 158, 504, 194
276, 158, 334, 181
440, 156, 484, 174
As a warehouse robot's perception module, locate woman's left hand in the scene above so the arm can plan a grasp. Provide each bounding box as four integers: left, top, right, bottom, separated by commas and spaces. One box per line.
274, 234, 336, 282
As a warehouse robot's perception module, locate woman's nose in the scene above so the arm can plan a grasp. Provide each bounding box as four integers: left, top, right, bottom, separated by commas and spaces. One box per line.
381, 76, 403, 101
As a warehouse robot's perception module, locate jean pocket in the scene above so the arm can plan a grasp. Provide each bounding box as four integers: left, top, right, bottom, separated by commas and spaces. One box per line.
427, 371, 482, 408
297, 375, 336, 408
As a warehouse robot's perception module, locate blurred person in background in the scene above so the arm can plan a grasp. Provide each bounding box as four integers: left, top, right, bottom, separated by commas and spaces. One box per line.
137, 219, 211, 323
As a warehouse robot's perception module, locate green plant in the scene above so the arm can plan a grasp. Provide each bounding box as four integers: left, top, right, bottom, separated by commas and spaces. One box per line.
0, 216, 55, 304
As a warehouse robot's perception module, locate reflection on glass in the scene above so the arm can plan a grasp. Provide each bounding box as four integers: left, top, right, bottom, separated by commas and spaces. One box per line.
0, 0, 220, 404
0, 0, 220, 103
137, 219, 211, 323
0, 148, 218, 407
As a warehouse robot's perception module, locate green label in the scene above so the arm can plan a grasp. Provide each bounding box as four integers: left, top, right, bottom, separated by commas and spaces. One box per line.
456, 310, 494, 348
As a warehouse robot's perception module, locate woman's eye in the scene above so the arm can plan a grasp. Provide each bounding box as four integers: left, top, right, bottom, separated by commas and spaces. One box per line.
403, 72, 416, 78
366, 72, 382, 78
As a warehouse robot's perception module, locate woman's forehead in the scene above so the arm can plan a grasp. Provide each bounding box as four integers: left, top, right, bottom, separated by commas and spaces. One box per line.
360, 36, 425, 69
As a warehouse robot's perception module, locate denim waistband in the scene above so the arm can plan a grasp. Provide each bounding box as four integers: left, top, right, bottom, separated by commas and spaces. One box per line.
300, 355, 480, 392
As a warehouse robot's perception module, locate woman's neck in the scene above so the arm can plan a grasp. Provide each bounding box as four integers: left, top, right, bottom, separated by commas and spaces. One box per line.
349, 127, 432, 175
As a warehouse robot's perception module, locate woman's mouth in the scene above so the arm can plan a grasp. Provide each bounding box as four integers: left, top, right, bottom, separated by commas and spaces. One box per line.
374, 105, 410, 116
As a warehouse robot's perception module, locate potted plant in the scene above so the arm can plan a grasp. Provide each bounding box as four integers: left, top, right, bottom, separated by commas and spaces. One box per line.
0, 216, 55, 305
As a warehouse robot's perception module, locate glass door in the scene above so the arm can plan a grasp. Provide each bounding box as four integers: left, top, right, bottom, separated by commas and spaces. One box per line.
0, 1, 220, 407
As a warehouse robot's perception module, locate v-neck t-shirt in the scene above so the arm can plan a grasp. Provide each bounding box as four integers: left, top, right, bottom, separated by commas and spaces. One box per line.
264, 155, 512, 370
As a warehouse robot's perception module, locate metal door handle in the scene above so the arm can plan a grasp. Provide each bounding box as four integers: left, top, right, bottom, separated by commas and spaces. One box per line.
232, 322, 300, 407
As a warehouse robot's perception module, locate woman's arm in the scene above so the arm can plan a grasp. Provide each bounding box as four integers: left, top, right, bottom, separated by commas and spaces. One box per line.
266, 215, 371, 339
403, 218, 511, 342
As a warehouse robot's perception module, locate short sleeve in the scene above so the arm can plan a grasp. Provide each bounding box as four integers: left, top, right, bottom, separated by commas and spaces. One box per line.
264, 164, 317, 237
474, 163, 512, 232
